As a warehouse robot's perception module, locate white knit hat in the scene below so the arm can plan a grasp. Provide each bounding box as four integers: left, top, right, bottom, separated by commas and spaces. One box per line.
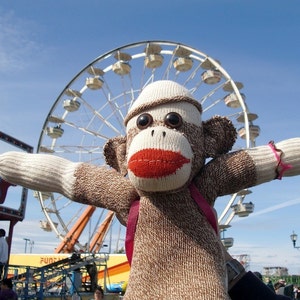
124, 80, 202, 125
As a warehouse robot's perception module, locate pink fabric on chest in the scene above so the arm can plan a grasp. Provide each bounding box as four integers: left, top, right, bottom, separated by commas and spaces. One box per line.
125, 183, 218, 265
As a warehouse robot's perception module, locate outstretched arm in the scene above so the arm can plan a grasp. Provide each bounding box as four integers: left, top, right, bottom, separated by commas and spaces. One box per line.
0, 151, 78, 198
0, 151, 138, 215
247, 138, 300, 183
198, 138, 300, 202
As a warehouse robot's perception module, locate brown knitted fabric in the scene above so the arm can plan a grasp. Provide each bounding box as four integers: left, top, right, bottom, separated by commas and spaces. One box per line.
73, 164, 138, 224
125, 191, 228, 299
74, 163, 229, 299
124, 95, 202, 126
72, 159, 258, 299
195, 150, 257, 205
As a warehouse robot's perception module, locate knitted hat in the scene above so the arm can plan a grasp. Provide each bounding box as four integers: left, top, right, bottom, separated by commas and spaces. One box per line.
124, 80, 202, 125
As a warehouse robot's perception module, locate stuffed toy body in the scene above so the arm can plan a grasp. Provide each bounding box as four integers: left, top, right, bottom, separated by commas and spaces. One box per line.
0, 80, 300, 299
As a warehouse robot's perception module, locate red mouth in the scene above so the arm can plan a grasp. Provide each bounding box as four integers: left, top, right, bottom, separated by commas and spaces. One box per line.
128, 149, 190, 178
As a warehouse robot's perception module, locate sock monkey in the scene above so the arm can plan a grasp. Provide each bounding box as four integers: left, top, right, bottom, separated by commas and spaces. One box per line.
1, 80, 299, 299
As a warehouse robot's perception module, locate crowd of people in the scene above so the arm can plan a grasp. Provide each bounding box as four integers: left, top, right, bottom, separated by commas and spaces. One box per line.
253, 273, 300, 299
272, 278, 300, 299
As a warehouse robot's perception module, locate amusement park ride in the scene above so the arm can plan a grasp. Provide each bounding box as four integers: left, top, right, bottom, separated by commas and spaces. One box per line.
1, 41, 261, 297
32, 41, 260, 254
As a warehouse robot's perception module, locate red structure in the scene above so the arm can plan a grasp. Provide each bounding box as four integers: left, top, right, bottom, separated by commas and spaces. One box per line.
0, 131, 33, 256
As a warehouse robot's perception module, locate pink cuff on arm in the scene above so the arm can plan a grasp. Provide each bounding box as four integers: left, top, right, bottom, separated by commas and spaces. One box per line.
268, 140, 292, 180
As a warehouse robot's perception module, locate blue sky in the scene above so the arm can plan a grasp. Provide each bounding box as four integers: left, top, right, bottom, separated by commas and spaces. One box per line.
0, 0, 300, 275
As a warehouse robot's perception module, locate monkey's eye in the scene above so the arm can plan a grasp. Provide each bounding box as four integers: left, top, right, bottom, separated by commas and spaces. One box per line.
136, 113, 153, 129
164, 112, 183, 129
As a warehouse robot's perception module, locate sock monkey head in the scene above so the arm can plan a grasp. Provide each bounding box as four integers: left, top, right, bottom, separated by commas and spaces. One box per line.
104, 80, 237, 193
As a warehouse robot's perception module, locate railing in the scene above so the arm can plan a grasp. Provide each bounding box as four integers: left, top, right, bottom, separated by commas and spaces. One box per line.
5, 253, 109, 299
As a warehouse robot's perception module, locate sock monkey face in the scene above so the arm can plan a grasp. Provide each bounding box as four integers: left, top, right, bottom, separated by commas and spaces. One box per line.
126, 102, 200, 192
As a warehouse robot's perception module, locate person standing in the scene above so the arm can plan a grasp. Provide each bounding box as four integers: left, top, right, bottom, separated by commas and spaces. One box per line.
90, 285, 104, 300
0, 229, 8, 280
295, 286, 300, 299
266, 277, 276, 293
0, 278, 18, 300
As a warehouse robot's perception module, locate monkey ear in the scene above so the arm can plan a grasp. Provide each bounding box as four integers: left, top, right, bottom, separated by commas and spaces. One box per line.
103, 136, 128, 176
203, 116, 237, 158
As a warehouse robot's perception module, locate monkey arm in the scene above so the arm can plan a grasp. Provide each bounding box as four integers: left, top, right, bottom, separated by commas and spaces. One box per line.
0, 151, 77, 198
196, 138, 300, 203
196, 150, 257, 202
72, 162, 138, 221
0, 151, 138, 217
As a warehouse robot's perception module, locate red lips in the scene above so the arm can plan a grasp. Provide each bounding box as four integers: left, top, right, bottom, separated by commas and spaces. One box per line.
128, 149, 190, 178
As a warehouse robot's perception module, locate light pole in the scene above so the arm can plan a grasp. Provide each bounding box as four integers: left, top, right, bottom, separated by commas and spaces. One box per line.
290, 231, 300, 249
23, 238, 30, 253
29, 240, 34, 253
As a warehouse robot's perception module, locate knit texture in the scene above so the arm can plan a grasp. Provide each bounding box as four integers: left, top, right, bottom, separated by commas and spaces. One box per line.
73, 163, 138, 224
125, 191, 228, 299
0, 152, 78, 199
75, 164, 230, 300
124, 80, 202, 125
246, 138, 300, 184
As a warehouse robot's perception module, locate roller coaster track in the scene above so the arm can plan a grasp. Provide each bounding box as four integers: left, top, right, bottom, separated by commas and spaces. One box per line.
10, 253, 108, 299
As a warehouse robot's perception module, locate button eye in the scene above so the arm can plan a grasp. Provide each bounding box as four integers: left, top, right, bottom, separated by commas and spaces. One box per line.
136, 113, 153, 129
164, 112, 183, 129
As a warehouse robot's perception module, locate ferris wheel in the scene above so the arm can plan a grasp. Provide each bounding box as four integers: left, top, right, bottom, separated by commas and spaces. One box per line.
35, 41, 260, 253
